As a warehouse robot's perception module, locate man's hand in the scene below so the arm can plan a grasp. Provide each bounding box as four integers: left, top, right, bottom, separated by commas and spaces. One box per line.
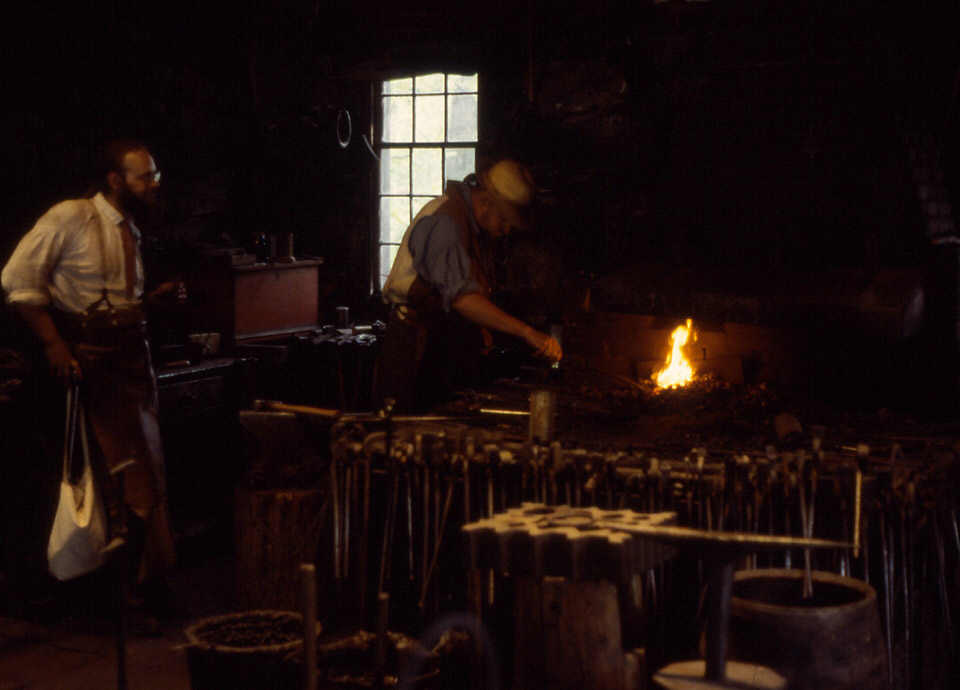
44, 339, 81, 382
522, 328, 563, 362
11, 304, 80, 383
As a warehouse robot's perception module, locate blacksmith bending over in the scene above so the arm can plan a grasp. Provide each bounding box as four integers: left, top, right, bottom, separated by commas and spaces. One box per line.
2, 140, 182, 622
379, 159, 562, 412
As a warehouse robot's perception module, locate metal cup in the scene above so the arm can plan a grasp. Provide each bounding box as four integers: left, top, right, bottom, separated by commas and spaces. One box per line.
529, 389, 556, 443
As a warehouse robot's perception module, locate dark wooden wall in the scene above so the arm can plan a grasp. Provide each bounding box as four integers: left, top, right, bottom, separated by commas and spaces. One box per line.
1, 1, 958, 330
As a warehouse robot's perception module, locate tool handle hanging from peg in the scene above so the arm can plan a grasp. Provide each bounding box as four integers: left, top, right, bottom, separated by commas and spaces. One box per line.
854, 444, 869, 559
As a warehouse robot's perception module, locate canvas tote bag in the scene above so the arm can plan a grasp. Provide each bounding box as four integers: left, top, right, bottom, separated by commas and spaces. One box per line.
47, 383, 108, 580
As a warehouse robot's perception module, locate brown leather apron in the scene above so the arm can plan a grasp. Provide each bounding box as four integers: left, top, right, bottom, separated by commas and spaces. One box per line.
378, 277, 486, 413
52, 202, 176, 580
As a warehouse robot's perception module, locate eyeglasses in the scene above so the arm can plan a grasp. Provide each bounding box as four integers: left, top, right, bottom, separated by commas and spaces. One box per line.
125, 169, 162, 184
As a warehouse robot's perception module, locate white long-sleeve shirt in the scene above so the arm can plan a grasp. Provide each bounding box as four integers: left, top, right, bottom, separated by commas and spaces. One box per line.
2, 192, 144, 314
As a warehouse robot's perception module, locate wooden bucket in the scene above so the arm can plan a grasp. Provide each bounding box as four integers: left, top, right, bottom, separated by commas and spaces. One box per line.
727, 569, 887, 690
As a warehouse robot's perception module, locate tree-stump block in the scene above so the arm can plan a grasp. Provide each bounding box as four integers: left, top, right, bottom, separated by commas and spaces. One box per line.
234, 487, 327, 611
514, 575, 634, 690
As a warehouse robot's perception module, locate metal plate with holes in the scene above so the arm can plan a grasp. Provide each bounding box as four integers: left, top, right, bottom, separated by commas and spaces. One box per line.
463, 503, 677, 582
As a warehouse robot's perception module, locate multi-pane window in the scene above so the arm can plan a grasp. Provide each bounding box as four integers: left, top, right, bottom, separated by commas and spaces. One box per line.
377, 72, 479, 290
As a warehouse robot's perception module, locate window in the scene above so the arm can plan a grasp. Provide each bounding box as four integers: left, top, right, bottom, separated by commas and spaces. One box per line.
376, 72, 479, 290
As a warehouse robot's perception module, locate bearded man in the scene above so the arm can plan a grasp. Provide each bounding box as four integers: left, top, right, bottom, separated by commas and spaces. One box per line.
2, 139, 179, 622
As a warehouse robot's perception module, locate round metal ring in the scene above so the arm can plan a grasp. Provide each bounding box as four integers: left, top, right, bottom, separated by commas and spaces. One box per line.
336, 108, 352, 149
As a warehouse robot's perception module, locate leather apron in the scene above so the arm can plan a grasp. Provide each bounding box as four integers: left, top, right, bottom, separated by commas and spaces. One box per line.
53, 202, 176, 580
377, 182, 492, 412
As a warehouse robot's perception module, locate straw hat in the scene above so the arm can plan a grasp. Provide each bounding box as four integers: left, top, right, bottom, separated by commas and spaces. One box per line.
480, 159, 535, 230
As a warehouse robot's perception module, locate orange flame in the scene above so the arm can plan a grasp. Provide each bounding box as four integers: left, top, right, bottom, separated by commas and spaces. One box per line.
654, 319, 696, 389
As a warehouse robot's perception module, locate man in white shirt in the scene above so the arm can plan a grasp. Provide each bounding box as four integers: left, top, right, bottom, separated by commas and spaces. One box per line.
2, 140, 178, 620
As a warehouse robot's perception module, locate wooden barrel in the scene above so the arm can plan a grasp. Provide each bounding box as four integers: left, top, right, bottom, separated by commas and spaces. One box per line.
727, 568, 887, 690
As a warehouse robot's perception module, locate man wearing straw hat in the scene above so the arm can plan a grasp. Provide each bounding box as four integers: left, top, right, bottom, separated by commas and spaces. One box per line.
380, 158, 562, 412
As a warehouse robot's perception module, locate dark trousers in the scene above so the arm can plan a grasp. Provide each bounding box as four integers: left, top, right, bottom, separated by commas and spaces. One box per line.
377, 308, 484, 413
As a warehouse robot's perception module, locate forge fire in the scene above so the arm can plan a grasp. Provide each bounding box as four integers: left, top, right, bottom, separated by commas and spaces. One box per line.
654, 318, 697, 389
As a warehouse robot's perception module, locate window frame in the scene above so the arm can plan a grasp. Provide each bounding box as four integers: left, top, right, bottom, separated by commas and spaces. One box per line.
372, 72, 480, 294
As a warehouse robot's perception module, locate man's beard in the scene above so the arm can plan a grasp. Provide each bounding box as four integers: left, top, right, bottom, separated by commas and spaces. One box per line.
118, 187, 159, 225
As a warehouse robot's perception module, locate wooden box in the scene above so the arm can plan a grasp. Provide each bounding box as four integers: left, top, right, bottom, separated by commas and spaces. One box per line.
192, 259, 323, 348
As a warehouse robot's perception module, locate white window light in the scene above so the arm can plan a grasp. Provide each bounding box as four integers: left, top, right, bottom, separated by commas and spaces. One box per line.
376, 72, 478, 290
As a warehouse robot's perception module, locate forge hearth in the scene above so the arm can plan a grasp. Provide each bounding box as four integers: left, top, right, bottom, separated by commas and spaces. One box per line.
563, 313, 754, 387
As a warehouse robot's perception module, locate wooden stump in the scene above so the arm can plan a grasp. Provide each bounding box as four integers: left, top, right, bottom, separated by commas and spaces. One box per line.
514, 576, 633, 690
234, 487, 327, 611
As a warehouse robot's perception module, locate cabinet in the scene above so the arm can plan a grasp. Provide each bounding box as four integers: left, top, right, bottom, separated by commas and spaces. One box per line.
157, 357, 254, 539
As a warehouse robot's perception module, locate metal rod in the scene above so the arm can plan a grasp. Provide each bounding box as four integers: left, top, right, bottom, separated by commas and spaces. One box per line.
405, 465, 414, 583
900, 513, 911, 688
806, 462, 817, 587
576, 461, 586, 507
521, 458, 529, 502
783, 489, 792, 569
463, 451, 472, 523
881, 512, 894, 687
435, 466, 442, 548
301, 563, 317, 690
115, 540, 129, 690
343, 464, 352, 579
358, 453, 372, 621
840, 510, 850, 577
862, 512, 870, 585
704, 559, 735, 682
798, 460, 813, 598
330, 457, 342, 583
377, 457, 399, 594
934, 513, 954, 663
112, 454, 129, 690
951, 509, 960, 561
593, 522, 852, 551
422, 458, 431, 595
486, 463, 494, 518
420, 476, 455, 608
853, 468, 863, 558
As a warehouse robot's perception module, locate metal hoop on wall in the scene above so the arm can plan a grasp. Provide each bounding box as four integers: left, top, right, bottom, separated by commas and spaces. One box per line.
336, 108, 352, 149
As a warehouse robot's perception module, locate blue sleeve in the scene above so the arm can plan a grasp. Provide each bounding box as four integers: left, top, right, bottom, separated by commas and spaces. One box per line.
409, 214, 484, 311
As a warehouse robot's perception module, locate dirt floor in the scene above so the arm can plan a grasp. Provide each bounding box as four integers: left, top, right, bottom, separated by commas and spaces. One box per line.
0, 543, 235, 690
0, 618, 190, 690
